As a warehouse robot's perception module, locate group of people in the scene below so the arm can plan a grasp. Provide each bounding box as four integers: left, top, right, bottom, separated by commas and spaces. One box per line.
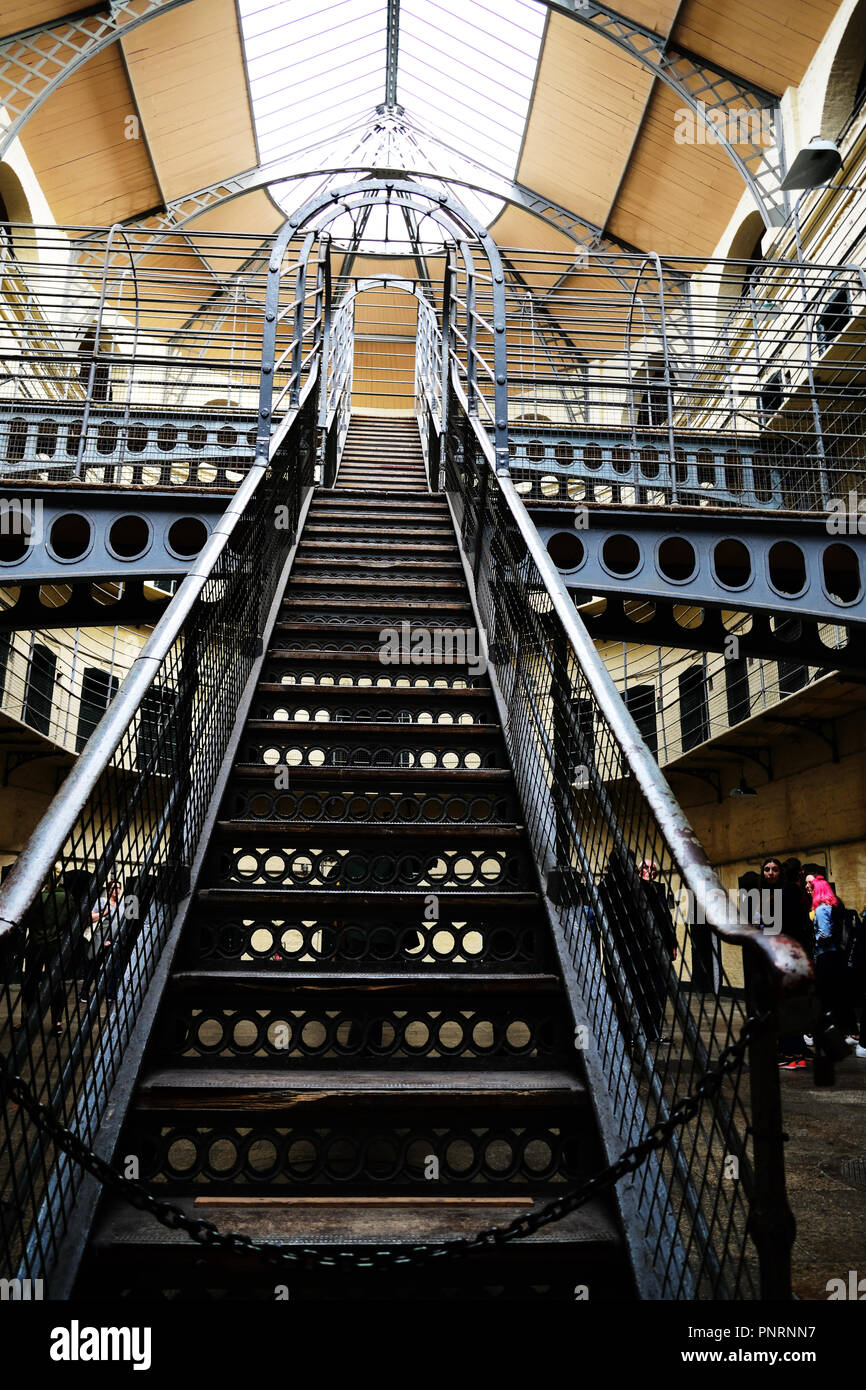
749, 856, 866, 1068
18, 872, 126, 1034
596, 848, 866, 1067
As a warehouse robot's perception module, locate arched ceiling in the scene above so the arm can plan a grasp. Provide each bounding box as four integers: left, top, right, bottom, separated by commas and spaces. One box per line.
0, 0, 843, 268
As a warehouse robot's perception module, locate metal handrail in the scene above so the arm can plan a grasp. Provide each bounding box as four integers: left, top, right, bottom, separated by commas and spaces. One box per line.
454, 362, 807, 987
442, 359, 809, 1299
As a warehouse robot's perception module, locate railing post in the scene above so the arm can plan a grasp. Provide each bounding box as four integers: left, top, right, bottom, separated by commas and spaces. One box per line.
743, 949, 796, 1299
463, 244, 478, 418
315, 235, 332, 483
289, 233, 315, 409
481, 230, 509, 477
75, 223, 121, 479
439, 245, 457, 493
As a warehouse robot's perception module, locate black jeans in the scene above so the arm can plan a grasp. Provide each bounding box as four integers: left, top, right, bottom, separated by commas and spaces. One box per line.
814, 950, 846, 1030
21, 942, 65, 1025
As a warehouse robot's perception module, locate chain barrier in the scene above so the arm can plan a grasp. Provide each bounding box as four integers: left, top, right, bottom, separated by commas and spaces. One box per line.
1, 1010, 771, 1275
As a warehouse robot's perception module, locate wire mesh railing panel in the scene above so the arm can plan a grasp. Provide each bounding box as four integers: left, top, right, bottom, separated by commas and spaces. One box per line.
0, 225, 297, 489
0, 378, 317, 1285
443, 377, 807, 1298
465, 248, 866, 514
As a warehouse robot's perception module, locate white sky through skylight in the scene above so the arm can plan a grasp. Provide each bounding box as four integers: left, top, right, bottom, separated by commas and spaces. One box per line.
238, 0, 546, 248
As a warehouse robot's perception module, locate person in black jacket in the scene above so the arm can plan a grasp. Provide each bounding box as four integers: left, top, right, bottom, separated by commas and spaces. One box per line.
599, 850, 676, 1047
21, 872, 74, 1033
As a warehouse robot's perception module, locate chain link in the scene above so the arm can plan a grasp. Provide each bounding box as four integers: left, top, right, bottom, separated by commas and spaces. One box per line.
1, 1011, 770, 1274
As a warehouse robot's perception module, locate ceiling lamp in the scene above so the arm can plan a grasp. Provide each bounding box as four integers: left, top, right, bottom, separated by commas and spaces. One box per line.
780, 138, 843, 191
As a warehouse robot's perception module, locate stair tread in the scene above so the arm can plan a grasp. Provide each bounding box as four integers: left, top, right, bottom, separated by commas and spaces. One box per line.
299, 542, 456, 552
212, 821, 524, 838
138, 1066, 586, 1100
288, 577, 466, 590
196, 888, 540, 907
91, 1195, 620, 1249
169, 970, 560, 991
241, 719, 500, 735
254, 683, 491, 699
227, 766, 510, 781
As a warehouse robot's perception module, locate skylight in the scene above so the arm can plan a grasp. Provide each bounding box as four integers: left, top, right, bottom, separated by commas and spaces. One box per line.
238, 0, 546, 247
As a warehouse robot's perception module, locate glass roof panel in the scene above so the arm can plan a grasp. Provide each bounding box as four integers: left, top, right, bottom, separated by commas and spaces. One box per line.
238, 0, 546, 243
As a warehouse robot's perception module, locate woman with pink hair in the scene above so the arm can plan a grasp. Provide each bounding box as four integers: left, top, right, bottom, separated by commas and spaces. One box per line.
805, 872, 845, 1040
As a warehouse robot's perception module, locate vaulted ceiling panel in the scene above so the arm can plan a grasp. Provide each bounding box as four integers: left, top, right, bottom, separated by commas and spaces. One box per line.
121, 0, 258, 205
17, 46, 160, 225
672, 0, 843, 95
607, 82, 745, 255
0, 1, 87, 31
516, 14, 655, 228
608, 0, 681, 27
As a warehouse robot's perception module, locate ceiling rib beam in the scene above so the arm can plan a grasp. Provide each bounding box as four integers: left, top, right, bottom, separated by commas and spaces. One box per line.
0, 0, 196, 161
384, 0, 401, 109
540, 0, 788, 227
103, 153, 639, 260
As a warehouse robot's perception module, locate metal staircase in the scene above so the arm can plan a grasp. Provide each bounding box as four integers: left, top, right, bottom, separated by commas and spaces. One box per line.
0, 203, 812, 1304
73, 416, 632, 1300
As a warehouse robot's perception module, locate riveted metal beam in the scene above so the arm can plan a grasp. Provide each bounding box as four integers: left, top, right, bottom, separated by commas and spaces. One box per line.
541, 0, 787, 226
384, 0, 400, 109
0, 0, 196, 161
0, 485, 228, 584
530, 500, 866, 627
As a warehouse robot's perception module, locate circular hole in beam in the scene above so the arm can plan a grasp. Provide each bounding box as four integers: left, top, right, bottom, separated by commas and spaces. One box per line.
657, 536, 696, 582
713, 538, 751, 588
768, 541, 806, 596
546, 531, 584, 571
602, 534, 640, 576
167, 516, 208, 559
108, 515, 150, 559
823, 542, 861, 605
49, 512, 91, 561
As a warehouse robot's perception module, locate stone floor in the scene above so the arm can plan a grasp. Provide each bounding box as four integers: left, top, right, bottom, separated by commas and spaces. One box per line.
780, 1049, 866, 1300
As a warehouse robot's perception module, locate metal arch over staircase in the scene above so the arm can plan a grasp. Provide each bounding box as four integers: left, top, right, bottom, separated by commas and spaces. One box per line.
269, 177, 512, 477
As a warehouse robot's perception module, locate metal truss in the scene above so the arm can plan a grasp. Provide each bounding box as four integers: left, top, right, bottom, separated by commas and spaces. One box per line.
0, 0, 195, 161
147, 162, 627, 253
543, 0, 787, 227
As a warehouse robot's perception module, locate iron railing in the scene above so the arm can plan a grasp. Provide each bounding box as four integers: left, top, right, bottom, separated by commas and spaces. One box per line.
0, 222, 327, 1288
454, 247, 866, 513
437, 368, 810, 1299
0, 224, 314, 488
